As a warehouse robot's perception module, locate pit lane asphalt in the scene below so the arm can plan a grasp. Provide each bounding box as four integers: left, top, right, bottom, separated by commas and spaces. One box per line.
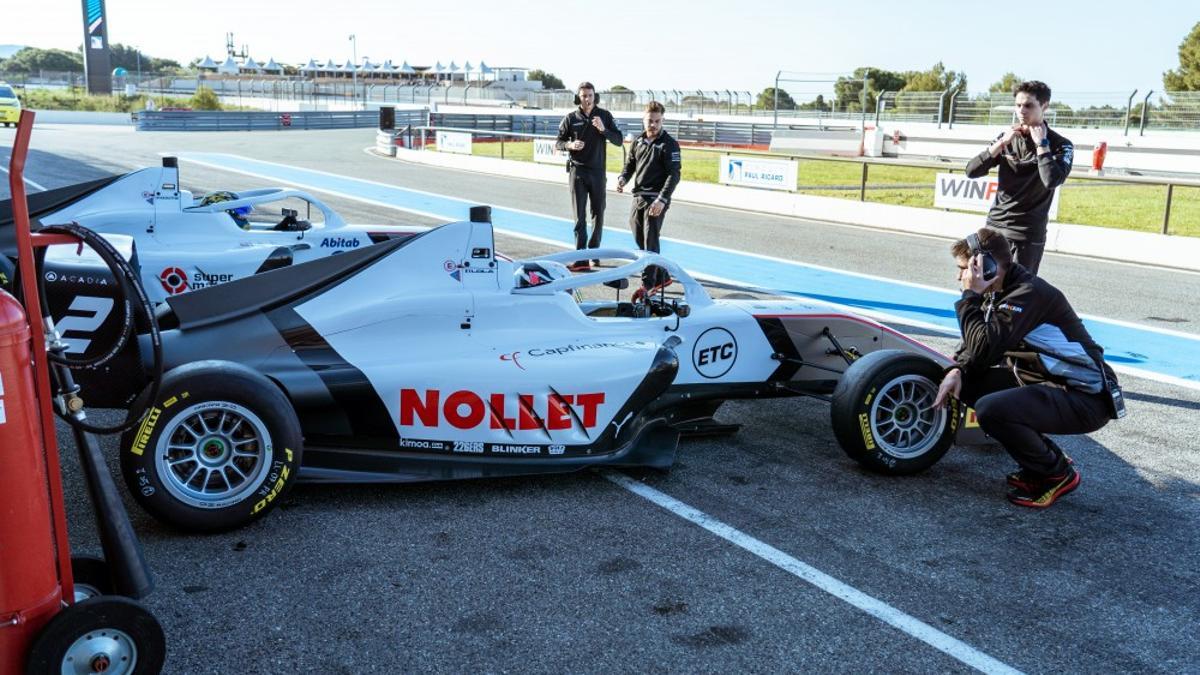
5, 125, 1199, 673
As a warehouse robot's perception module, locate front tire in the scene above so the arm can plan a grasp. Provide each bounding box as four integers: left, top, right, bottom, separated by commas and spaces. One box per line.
120, 361, 303, 532
831, 350, 956, 475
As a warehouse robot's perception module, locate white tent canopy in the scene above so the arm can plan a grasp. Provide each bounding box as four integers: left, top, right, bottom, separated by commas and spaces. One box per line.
197, 55, 218, 70
217, 56, 239, 75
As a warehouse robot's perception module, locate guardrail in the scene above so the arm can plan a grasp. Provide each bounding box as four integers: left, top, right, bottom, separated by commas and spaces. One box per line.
427, 112, 859, 148
407, 124, 1199, 236
134, 109, 425, 132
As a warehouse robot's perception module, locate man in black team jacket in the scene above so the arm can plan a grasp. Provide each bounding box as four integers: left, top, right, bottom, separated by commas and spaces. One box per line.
934, 228, 1123, 508
618, 100, 681, 294
556, 82, 623, 271
965, 80, 1073, 275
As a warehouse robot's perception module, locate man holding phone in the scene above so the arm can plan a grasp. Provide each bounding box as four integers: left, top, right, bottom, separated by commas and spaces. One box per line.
965, 80, 1073, 275
556, 82, 623, 271
935, 228, 1123, 508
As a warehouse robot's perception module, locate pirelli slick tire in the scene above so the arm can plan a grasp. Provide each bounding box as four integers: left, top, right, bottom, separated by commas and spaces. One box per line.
120, 361, 303, 532
830, 350, 956, 475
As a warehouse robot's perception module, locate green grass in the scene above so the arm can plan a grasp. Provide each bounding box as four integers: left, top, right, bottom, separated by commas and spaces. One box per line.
12, 86, 246, 112
452, 140, 1200, 237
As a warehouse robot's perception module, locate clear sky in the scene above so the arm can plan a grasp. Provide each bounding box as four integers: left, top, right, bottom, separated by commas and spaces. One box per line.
2, 0, 1195, 97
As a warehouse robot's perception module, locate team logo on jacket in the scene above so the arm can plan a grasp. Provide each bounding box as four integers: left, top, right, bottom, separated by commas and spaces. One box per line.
692, 327, 737, 379
400, 389, 606, 431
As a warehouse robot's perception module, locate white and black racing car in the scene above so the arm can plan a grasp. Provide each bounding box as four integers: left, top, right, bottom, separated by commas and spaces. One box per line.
0, 156, 425, 304
50, 205, 987, 532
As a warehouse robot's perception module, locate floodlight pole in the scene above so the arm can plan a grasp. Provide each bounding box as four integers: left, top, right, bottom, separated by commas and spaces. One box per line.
349, 34, 358, 110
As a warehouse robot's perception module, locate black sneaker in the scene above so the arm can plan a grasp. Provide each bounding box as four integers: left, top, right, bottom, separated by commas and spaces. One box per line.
1007, 454, 1074, 492
1007, 465, 1080, 509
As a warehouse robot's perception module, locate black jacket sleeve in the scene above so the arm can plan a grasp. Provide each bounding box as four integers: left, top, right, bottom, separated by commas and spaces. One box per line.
601, 110, 622, 146
657, 138, 682, 203
965, 134, 1003, 178
619, 139, 636, 183
952, 283, 1046, 377
1038, 136, 1073, 189
554, 114, 572, 152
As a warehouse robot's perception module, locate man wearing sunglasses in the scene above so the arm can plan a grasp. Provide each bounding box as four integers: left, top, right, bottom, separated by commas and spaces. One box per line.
965, 81, 1073, 275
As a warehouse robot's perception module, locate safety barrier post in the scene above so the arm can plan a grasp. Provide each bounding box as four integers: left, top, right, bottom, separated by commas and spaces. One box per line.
1123, 89, 1138, 136
1139, 90, 1153, 136
860, 162, 869, 201
773, 70, 781, 128
1162, 184, 1174, 235
948, 90, 962, 129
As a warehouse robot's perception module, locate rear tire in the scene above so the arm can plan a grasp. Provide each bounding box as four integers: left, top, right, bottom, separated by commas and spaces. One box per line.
120, 360, 303, 532
831, 350, 957, 475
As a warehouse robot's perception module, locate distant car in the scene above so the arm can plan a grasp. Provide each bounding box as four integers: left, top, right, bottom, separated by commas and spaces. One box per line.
0, 82, 21, 126
1, 157, 426, 305
54, 207, 987, 532
0, 157, 427, 394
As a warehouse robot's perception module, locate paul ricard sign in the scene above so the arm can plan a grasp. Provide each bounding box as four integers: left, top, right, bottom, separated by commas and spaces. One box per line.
719, 155, 798, 191
934, 173, 1060, 220
435, 131, 473, 155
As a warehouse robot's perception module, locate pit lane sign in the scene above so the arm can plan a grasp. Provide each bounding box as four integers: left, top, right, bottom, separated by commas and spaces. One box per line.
436, 131, 473, 155
719, 155, 797, 192
934, 173, 1060, 220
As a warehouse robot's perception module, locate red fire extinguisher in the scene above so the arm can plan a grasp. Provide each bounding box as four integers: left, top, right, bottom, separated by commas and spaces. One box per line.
1092, 141, 1108, 173
0, 109, 165, 674
0, 291, 64, 670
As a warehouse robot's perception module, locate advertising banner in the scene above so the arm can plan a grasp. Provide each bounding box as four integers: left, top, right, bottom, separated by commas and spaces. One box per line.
718, 155, 797, 191
934, 173, 1059, 220
533, 138, 568, 164
436, 131, 473, 155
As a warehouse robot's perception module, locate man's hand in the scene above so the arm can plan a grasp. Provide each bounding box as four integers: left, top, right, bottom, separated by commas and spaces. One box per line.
648, 199, 665, 217
934, 368, 962, 409
616, 176, 626, 193
990, 125, 1024, 156
1029, 122, 1049, 151
591, 116, 606, 133
567, 140, 585, 151
959, 254, 993, 293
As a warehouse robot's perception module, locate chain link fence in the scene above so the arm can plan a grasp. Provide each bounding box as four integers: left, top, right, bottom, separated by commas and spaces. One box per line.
7, 68, 1200, 135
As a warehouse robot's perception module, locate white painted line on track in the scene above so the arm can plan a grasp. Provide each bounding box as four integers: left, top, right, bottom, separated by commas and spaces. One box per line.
171, 153, 1200, 393
603, 470, 1024, 675
0, 164, 47, 191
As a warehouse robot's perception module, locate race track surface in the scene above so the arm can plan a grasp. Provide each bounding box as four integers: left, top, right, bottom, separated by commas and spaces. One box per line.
4, 125, 1198, 673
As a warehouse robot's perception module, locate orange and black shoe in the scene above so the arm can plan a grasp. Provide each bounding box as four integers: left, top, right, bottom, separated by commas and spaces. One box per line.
567, 260, 591, 272
631, 276, 672, 303
1007, 465, 1080, 509
1006, 454, 1074, 492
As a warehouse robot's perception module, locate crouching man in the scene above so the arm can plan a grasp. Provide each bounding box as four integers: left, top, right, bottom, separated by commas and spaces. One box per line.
934, 228, 1124, 508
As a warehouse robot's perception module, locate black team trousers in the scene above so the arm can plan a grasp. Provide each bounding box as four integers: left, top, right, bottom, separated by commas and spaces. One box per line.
959, 368, 1110, 477
629, 195, 669, 288
570, 167, 606, 252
